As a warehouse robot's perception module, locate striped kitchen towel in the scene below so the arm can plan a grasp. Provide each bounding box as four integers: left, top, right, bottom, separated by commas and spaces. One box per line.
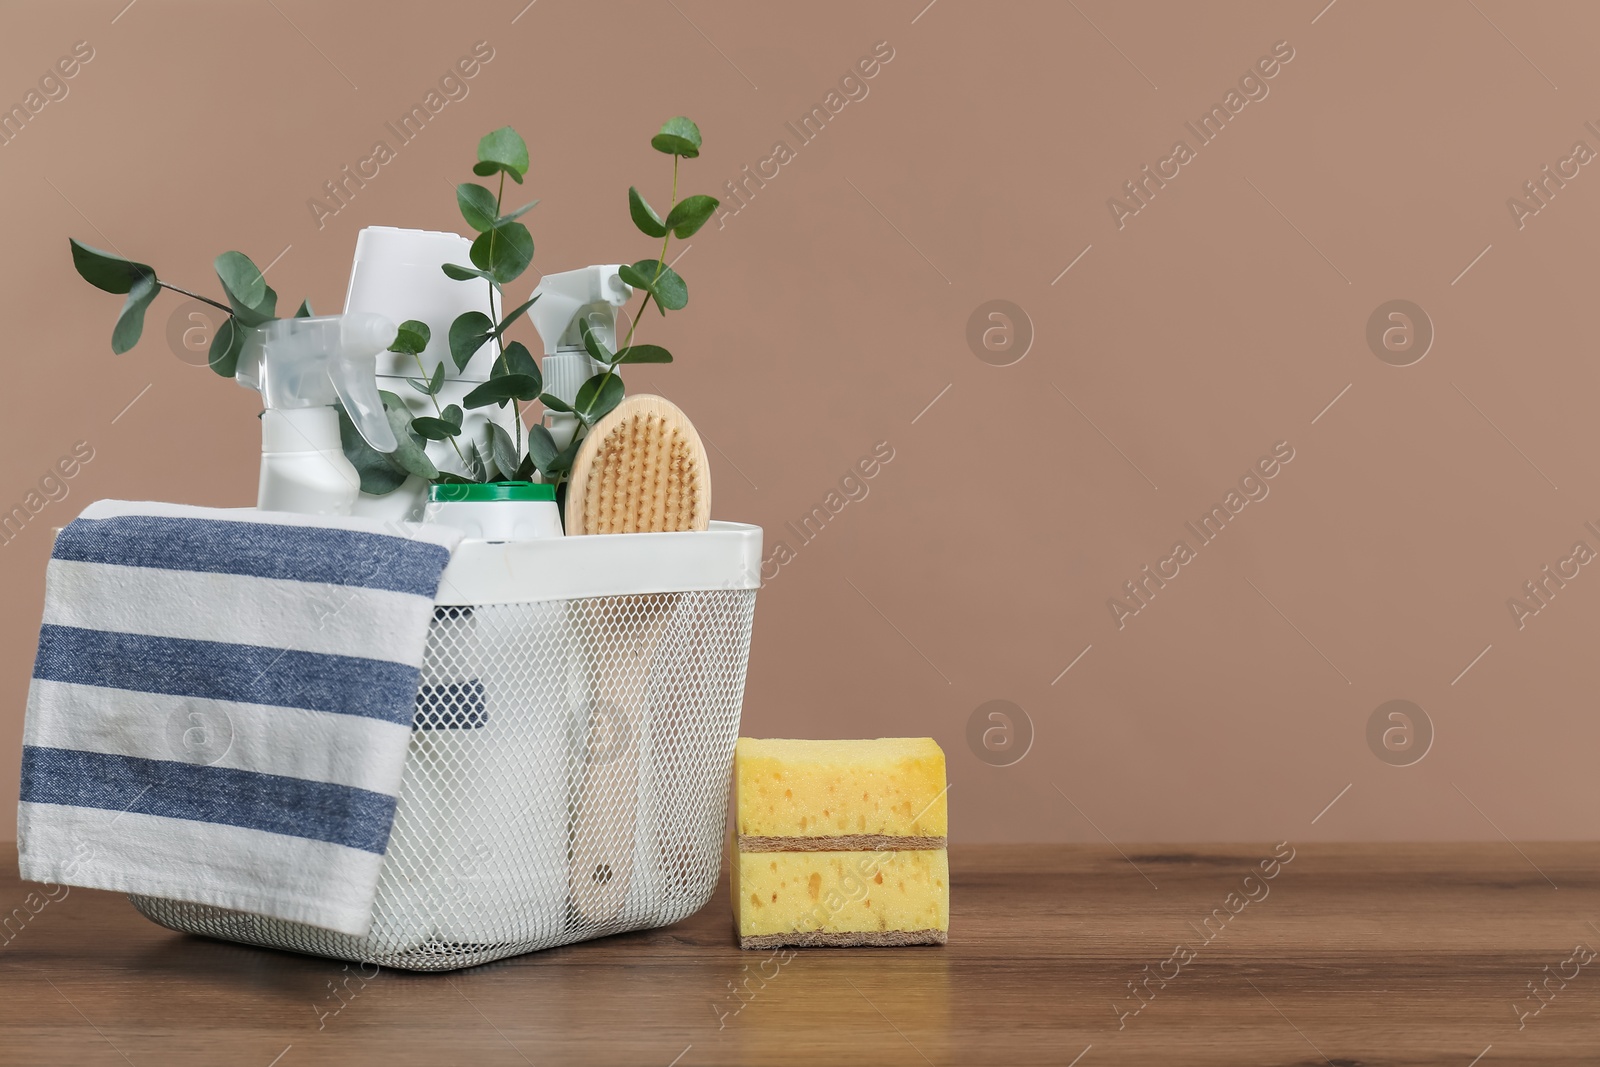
16, 500, 462, 936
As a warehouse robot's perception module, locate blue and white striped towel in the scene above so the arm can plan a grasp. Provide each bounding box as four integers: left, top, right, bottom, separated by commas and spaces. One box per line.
16, 500, 461, 936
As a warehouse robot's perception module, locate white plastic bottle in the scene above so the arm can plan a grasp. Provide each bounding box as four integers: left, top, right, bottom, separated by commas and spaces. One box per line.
422, 482, 562, 541
527, 265, 633, 450
343, 226, 522, 520
416, 482, 567, 947
234, 314, 398, 516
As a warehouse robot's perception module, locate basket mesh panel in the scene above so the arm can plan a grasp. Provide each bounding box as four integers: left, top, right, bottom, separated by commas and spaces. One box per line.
131, 588, 756, 972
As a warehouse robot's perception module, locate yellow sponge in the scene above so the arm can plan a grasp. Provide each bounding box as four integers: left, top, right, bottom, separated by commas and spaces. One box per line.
732, 737, 949, 949
734, 737, 947, 845
733, 849, 949, 948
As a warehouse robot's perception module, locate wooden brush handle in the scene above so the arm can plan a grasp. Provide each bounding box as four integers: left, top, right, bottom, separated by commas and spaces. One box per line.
566, 707, 640, 926
566, 598, 672, 927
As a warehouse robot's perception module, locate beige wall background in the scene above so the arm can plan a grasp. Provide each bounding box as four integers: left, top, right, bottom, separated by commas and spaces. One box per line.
2, 0, 1597, 843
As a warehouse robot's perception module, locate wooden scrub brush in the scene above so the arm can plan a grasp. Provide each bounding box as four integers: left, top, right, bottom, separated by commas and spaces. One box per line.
564, 394, 711, 927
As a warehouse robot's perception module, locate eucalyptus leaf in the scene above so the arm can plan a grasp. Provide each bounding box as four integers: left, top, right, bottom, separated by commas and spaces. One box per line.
498, 199, 539, 224
616, 262, 647, 288
442, 263, 498, 284
485, 422, 520, 480
441, 404, 464, 431
218, 281, 276, 328
618, 259, 687, 313
495, 295, 538, 337
615, 343, 673, 364
463, 374, 541, 408
574, 371, 623, 423
208, 315, 245, 378
456, 182, 499, 232
294, 299, 313, 318
513, 453, 537, 482
338, 406, 408, 495
664, 194, 719, 238
402, 365, 442, 395
646, 262, 687, 311
390, 319, 431, 356
434, 471, 475, 485
543, 434, 583, 476
412, 416, 462, 440
578, 317, 615, 364
449, 311, 494, 371
214, 251, 274, 325
110, 271, 159, 354
339, 390, 438, 490
616, 262, 651, 290
628, 186, 668, 238
502, 340, 541, 383
472, 162, 520, 183
69, 239, 156, 295
538, 392, 572, 413
469, 220, 534, 285
526, 423, 558, 472
234, 283, 278, 327
651, 116, 702, 158
384, 409, 438, 479
474, 126, 530, 183
462, 439, 488, 481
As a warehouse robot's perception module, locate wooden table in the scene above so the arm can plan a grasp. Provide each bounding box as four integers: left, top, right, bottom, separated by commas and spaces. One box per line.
2, 843, 1596, 1065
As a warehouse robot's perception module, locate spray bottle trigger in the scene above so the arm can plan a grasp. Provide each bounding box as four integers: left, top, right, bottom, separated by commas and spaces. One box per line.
329, 343, 398, 453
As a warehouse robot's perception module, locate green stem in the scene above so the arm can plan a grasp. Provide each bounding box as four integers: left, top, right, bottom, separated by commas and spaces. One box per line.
616, 291, 657, 353
627, 155, 679, 352
562, 153, 683, 484
158, 281, 231, 315
580, 292, 655, 429
409, 354, 446, 418
411, 351, 471, 470
488, 172, 504, 325
484, 171, 522, 471
654, 155, 678, 276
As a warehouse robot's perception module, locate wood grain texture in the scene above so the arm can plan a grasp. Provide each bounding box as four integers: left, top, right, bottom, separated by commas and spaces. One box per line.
1, 842, 1596, 1065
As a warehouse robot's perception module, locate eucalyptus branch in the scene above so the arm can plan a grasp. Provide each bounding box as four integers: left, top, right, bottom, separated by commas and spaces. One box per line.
157, 281, 232, 315
616, 291, 659, 354
410, 350, 471, 470
66, 118, 716, 510
487, 171, 524, 459
67, 239, 307, 375
655, 155, 678, 278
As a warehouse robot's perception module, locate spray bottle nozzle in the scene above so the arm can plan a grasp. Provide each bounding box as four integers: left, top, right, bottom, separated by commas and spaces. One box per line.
238, 313, 398, 453
527, 265, 633, 357
527, 266, 634, 417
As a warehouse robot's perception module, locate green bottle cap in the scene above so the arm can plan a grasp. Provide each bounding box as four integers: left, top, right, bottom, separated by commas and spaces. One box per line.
427, 481, 556, 503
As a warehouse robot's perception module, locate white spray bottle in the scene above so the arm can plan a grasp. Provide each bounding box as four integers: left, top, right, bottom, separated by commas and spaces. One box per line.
344, 226, 521, 520
236, 313, 399, 516
527, 265, 633, 450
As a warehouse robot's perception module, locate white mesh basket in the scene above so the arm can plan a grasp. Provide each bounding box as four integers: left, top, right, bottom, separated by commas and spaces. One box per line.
130, 521, 762, 971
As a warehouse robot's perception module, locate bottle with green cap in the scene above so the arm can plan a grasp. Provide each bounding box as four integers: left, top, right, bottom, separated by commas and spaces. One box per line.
422, 481, 562, 541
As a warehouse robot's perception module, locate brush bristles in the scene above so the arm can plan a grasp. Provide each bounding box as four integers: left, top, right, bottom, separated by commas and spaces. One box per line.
581, 412, 704, 534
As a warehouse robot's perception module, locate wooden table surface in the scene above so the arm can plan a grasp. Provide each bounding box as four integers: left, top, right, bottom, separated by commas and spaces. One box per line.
1, 842, 1596, 1065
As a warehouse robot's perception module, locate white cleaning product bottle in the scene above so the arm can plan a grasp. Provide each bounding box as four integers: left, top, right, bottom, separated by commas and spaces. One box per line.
344, 226, 522, 520
527, 265, 633, 451
235, 313, 399, 516
419, 482, 567, 947
422, 482, 563, 541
